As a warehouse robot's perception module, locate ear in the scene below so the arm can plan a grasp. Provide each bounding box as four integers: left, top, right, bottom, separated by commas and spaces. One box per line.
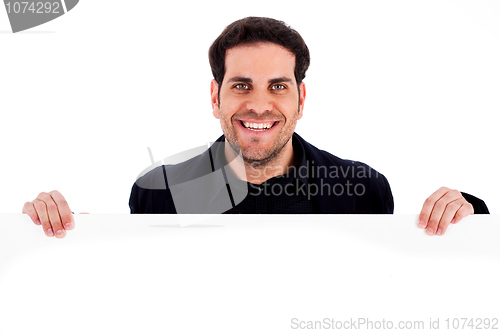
297, 82, 306, 120
211, 79, 220, 119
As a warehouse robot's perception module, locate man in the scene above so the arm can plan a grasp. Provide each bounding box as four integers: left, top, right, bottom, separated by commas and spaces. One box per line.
22, 17, 489, 239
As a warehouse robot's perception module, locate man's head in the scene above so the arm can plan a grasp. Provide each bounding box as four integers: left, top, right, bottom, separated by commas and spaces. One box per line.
209, 17, 310, 96
209, 17, 310, 166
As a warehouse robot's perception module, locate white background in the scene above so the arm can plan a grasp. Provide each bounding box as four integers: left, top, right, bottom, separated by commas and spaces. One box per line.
0, 0, 498, 214
0, 214, 499, 332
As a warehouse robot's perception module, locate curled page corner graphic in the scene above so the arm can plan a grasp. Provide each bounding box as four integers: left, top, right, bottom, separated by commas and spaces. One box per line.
3, 0, 80, 33
136, 143, 248, 217
64, 0, 78, 11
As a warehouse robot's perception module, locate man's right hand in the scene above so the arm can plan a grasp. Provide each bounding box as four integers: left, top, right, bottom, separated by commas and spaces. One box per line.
22, 190, 74, 238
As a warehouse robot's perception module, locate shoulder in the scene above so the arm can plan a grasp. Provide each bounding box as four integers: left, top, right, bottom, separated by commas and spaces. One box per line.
294, 133, 394, 213
295, 132, 380, 177
129, 143, 217, 213
135, 151, 213, 190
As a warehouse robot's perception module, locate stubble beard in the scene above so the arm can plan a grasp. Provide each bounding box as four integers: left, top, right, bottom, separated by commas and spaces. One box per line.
235, 136, 291, 168
219, 106, 298, 169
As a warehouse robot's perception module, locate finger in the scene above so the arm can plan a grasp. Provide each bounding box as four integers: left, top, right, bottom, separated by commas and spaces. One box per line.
452, 201, 474, 224
33, 198, 54, 237
36, 192, 66, 239
49, 190, 74, 230
22, 201, 41, 225
435, 198, 465, 236
418, 187, 450, 229
425, 189, 463, 235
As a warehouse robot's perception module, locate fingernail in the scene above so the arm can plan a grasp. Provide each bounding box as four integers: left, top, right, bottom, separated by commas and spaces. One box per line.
47, 228, 54, 236
418, 220, 426, 228
35, 219, 41, 225
426, 228, 434, 235
64, 223, 71, 229
436, 228, 442, 235
55, 230, 63, 237
451, 218, 456, 224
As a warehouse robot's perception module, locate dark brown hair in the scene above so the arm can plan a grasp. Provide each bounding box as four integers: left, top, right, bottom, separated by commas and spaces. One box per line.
209, 17, 310, 89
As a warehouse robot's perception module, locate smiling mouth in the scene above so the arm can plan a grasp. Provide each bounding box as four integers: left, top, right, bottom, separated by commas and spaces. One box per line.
240, 121, 278, 132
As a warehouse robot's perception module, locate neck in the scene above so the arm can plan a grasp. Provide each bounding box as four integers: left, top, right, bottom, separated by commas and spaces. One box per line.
224, 138, 297, 184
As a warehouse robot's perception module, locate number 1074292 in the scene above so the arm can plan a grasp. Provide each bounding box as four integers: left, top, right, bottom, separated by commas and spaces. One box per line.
5, 2, 60, 14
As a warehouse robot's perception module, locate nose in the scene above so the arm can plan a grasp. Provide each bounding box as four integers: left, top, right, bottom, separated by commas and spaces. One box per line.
246, 88, 273, 115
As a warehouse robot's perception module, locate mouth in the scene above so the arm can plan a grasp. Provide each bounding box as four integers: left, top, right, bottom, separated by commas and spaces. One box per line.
239, 121, 279, 132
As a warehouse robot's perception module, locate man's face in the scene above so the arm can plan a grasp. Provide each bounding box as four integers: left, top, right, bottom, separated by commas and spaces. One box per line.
211, 42, 306, 165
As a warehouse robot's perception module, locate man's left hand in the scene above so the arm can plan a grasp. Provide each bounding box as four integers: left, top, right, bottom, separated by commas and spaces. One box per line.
418, 187, 474, 236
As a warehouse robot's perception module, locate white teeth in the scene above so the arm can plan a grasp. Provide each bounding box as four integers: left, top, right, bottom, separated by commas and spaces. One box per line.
242, 122, 274, 131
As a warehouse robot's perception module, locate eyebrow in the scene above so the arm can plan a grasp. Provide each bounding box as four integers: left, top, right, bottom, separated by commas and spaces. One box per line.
268, 77, 293, 85
226, 76, 294, 85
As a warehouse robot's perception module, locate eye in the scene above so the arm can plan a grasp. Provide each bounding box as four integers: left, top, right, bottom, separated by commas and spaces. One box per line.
271, 84, 286, 90
234, 83, 249, 90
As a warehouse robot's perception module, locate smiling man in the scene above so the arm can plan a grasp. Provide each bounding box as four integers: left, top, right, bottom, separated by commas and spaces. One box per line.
129, 17, 488, 220
23, 17, 489, 238
214, 42, 304, 183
